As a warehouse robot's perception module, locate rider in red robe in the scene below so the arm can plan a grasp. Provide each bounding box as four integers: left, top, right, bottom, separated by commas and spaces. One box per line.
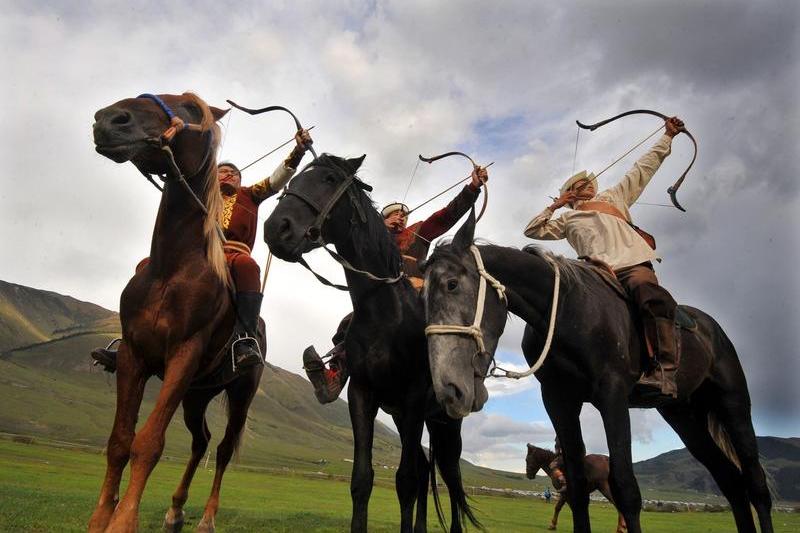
91, 129, 313, 372
303, 166, 489, 403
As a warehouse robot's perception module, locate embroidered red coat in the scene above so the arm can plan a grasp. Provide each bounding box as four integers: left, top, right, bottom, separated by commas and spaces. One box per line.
394, 184, 481, 279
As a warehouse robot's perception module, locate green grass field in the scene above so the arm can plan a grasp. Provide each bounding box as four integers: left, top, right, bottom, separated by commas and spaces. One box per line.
0, 439, 796, 532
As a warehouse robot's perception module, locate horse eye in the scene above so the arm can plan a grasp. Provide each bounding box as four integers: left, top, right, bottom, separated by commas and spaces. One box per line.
324, 174, 336, 183
447, 279, 458, 291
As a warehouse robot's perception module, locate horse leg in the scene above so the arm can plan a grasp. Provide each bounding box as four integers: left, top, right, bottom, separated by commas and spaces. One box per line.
88, 342, 146, 533
394, 413, 424, 533
348, 381, 379, 533
549, 495, 566, 530
713, 393, 774, 533
594, 379, 642, 533
197, 374, 259, 533
105, 342, 201, 533
163, 390, 214, 532
542, 388, 590, 533
658, 404, 756, 533
414, 444, 429, 533
595, 482, 626, 533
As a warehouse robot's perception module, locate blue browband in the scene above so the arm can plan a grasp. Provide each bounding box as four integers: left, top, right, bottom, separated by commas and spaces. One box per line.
138, 93, 177, 120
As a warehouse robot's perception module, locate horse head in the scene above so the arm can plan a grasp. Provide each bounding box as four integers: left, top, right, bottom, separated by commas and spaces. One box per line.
525, 443, 552, 479
264, 154, 371, 261
422, 210, 507, 419
93, 92, 227, 179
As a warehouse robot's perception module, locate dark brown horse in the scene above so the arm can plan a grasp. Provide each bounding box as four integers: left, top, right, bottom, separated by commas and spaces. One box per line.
526, 444, 626, 532
422, 211, 773, 533
89, 93, 263, 533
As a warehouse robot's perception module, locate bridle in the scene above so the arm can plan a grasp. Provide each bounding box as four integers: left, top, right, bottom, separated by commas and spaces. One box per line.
424, 245, 507, 377
425, 245, 561, 379
135, 93, 223, 240
278, 163, 405, 290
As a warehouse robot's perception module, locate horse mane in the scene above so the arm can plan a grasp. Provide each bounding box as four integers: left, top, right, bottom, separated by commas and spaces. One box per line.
521, 244, 593, 291
182, 92, 229, 288
307, 154, 402, 276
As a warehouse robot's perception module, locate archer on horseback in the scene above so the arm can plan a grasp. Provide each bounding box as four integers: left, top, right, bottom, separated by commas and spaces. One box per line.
303, 165, 489, 404
92, 128, 314, 371
524, 116, 684, 397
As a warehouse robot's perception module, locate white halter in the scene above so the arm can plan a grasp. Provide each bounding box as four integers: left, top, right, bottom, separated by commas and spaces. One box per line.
425, 245, 507, 356
424, 245, 561, 379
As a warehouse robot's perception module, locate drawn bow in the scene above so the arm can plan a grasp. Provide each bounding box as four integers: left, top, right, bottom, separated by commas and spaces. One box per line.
577, 109, 697, 212
414, 151, 492, 221
226, 100, 318, 160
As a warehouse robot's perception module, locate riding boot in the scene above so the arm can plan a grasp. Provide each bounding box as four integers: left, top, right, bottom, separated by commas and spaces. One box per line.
638, 317, 679, 398
90, 338, 122, 373
231, 291, 264, 370
303, 343, 348, 404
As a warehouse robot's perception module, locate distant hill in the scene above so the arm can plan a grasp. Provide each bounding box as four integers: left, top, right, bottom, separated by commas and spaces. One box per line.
634, 436, 800, 502
0, 280, 532, 491
0, 280, 118, 352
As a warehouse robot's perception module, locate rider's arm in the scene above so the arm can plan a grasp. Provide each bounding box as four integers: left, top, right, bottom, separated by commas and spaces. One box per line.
251, 129, 313, 204
524, 207, 566, 240
250, 162, 297, 204
601, 134, 673, 207
417, 184, 481, 241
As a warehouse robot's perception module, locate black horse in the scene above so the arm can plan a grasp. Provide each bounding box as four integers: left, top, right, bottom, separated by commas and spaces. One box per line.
264, 154, 477, 532
422, 211, 773, 533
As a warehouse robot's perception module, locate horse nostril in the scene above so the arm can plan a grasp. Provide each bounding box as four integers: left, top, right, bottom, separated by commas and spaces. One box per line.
110, 110, 132, 125
307, 226, 321, 242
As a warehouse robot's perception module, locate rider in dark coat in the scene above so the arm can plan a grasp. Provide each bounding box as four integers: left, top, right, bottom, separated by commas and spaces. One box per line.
303, 166, 488, 403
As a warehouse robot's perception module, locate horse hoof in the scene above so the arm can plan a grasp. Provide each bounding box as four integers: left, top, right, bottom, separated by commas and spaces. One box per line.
163, 508, 185, 532
196, 517, 215, 533
547, 526, 557, 531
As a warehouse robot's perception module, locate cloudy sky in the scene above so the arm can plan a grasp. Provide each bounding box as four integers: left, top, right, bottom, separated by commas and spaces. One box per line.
1, 1, 797, 472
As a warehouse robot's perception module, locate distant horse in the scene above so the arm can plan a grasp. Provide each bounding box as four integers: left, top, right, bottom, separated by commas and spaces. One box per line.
264, 154, 477, 532
422, 211, 773, 533
526, 444, 626, 532
89, 93, 264, 533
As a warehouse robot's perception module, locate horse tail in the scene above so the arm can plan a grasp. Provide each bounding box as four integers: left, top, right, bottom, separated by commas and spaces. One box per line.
707, 412, 741, 471
707, 412, 781, 501
221, 389, 246, 461
428, 419, 482, 530
428, 444, 445, 529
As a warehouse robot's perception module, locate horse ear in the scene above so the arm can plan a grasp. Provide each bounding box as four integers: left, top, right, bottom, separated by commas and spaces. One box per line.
210, 106, 229, 122
527, 443, 534, 450
451, 207, 476, 252
345, 154, 367, 174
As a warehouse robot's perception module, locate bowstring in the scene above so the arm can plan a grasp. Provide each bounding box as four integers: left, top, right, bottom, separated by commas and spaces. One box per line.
571, 127, 580, 175
218, 106, 234, 160
402, 158, 421, 203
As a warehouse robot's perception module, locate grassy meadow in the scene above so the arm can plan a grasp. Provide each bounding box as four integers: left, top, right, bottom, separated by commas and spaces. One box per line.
1, 439, 797, 532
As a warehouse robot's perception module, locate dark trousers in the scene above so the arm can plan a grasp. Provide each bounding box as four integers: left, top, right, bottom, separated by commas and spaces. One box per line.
615, 262, 677, 320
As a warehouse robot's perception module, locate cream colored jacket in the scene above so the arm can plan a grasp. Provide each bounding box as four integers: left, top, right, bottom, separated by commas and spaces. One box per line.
524, 134, 673, 271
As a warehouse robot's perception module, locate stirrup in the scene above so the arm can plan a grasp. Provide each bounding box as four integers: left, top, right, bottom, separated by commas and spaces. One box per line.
91, 338, 122, 372
230, 334, 263, 371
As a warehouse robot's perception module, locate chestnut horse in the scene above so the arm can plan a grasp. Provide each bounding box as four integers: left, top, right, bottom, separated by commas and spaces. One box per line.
89, 93, 263, 533
423, 211, 773, 533
526, 444, 626, 532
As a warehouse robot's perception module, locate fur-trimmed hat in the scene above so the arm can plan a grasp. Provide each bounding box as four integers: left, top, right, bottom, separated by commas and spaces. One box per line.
381, 202, 410, 218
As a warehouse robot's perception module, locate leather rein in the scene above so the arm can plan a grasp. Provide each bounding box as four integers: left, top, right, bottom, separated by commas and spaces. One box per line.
279, 168, 405, 290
